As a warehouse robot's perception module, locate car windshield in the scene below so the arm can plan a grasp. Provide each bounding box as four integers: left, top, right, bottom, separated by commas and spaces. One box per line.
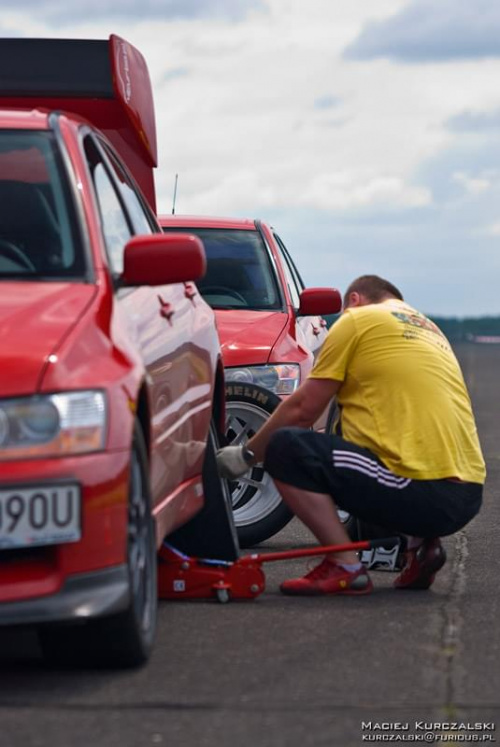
163, 227, 282, 311
0, 131, 85, 280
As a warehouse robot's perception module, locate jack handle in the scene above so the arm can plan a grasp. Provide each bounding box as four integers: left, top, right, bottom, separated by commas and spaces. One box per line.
238, 537, 400, 566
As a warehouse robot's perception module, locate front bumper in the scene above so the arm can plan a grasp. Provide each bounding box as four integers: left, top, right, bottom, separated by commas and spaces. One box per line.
0, 450, 130, 605
0, 564, 129, 626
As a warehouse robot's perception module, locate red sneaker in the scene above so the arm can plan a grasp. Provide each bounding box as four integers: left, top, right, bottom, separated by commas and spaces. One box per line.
280, 558, 373, 596
394, 538, 446, 590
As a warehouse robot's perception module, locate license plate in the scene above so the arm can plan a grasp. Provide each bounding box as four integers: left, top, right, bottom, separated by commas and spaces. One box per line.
0, 484, 81, 549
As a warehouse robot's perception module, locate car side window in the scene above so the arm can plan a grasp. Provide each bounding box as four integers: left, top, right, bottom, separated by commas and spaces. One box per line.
98, 139, 157, 236
273, 233, 302, 309
275, 233, 305, 290
84, 136, 132, 275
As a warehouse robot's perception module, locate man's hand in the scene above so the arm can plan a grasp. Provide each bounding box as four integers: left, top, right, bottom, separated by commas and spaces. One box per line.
216, 445, 253, 480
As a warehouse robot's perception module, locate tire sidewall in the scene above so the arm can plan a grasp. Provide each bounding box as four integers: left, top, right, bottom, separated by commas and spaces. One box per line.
126, 421, 157, 657
225, 383, 293, 547
225, 383, 282, 414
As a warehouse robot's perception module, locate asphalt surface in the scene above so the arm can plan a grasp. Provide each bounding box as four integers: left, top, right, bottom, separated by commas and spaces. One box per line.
1, 342, 499, 747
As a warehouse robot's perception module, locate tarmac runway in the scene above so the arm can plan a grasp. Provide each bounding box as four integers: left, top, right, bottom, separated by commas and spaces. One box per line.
0, 342, 499, 747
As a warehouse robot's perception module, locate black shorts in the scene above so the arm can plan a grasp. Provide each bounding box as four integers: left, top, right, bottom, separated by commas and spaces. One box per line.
264, 427, 483, 538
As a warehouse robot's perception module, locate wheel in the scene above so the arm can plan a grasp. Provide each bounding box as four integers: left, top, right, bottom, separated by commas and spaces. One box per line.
39, 421, 157, 669
166, 419, 240, 561
215, 588, 230, 603
225, 383, 293, 547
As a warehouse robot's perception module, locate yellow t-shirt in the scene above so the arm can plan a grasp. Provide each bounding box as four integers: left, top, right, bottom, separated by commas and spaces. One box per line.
309, 299, 486, 483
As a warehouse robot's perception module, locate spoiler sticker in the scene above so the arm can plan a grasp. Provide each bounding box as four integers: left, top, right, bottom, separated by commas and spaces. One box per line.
116, 39, 132, 103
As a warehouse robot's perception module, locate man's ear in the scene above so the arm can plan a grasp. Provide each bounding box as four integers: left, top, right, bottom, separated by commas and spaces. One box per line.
345, 291, 361, 308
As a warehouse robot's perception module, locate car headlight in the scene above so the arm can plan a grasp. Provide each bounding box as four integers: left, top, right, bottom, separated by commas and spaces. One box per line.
225, 364, 300, 395
0, 391, 107, 460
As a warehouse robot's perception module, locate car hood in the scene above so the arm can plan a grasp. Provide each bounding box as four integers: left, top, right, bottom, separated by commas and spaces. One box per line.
215, 309, 289, 367
0, 282, 97, 396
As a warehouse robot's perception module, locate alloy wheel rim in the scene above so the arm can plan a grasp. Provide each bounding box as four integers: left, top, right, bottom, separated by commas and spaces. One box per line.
226, 402, 352, 529
225, 401, 283, 527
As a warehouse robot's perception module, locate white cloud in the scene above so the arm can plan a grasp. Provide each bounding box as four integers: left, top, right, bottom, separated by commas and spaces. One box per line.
173, 169, 431, 216
481, 222, 500, 237
0, 0, 265, 24
452, 171, 494, 195
297, 172, 431, 211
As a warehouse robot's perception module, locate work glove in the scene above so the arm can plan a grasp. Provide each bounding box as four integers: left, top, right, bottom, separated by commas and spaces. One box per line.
216, 445, 255, 480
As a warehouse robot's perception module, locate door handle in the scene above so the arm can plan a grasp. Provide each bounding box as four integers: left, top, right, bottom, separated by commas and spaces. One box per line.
158, 295, 175, 322
160, 305, 174, 321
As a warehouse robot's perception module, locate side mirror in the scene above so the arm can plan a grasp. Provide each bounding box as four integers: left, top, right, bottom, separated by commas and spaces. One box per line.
122, 233, 206, 286
298, 287, 342, 316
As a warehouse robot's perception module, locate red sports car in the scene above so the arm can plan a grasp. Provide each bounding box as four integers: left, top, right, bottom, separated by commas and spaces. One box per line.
160, 215, 341, 545
0, 36, 235, 667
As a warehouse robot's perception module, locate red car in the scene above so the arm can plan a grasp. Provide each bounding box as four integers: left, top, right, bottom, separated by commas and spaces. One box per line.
160, 215, 341, 545
0, 36, 235, 667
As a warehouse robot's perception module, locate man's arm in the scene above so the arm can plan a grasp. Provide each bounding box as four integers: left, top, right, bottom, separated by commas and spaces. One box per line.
247, 377, 341, 460
216, 377, 342, 478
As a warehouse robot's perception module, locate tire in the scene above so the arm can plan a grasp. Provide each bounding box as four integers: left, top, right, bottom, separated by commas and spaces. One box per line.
166, 419, 240, 561
39, 421, 157, 669
225, 383, 293, 547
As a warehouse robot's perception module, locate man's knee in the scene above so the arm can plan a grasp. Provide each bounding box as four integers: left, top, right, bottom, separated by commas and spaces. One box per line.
264, 427, 304, 475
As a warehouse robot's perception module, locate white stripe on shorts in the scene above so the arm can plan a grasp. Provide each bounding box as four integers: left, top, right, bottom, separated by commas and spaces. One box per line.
332, 449, 411, 490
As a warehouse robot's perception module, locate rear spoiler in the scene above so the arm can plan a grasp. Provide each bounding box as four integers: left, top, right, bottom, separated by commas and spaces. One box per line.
0, 35, 158, 210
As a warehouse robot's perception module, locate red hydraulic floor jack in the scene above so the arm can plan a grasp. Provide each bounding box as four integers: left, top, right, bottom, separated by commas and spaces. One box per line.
158, 537, 400, 603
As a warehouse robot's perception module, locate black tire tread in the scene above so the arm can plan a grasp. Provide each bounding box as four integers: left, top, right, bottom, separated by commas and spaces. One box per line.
166, 420, 240, 561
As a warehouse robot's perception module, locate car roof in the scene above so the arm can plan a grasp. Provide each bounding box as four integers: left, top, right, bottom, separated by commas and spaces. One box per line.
159, 215, 257, 231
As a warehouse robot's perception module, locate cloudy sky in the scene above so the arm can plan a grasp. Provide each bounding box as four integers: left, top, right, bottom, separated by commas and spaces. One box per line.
3, 0, 500, 315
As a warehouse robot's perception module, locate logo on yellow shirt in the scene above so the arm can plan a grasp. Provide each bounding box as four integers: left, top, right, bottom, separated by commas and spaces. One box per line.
392, 311, 446, 339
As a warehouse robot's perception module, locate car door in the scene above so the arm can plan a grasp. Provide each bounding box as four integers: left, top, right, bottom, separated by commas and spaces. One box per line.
82, 134, 199, 506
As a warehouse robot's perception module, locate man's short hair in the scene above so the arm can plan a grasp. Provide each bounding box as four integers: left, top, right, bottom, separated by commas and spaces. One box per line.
343, 275, 404, 306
